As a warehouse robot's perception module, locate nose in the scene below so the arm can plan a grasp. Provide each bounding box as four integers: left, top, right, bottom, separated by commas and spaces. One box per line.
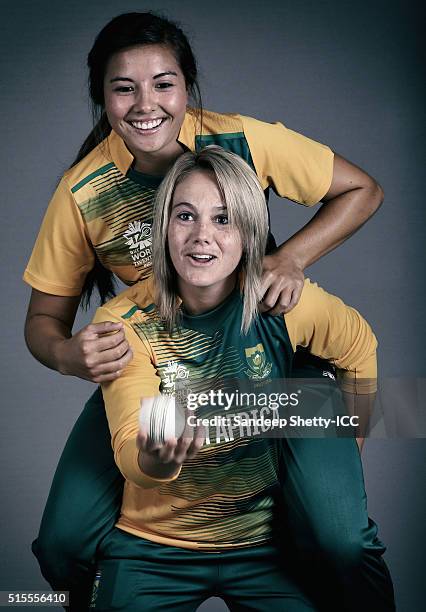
133, 86, 158, 114
191, 220, 213, 244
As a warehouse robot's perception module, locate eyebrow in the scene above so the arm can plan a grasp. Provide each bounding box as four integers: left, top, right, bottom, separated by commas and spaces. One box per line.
109, 77, 133, 83
172, 201, 227, 210
154, 71, 178, 79
109, 71, 178, 83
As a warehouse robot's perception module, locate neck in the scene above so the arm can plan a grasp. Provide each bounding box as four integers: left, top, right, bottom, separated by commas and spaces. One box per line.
133, 142, 185, 176
178, 275, 238, 315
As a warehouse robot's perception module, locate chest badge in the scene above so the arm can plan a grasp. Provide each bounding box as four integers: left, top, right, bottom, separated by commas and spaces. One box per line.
244, 343, 272, 380
162, 360, 190, 394
123, 220, 152, 269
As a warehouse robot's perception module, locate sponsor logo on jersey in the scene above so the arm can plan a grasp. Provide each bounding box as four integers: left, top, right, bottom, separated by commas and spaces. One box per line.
244, 344, 272, 380
123, 220, 152, 269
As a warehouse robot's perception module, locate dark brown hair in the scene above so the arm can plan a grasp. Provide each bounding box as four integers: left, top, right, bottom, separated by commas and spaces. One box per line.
75, 12, 202, 307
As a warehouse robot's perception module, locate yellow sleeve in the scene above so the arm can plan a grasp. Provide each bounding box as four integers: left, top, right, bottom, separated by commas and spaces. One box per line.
93, 305, 182, 489
23, 176, 94, 296
241, 115, 334, 205
285, 279, 377, 393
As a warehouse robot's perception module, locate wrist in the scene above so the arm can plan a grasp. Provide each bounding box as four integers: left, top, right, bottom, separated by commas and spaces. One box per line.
51, 337, 71, 375
275, 243, 306, 270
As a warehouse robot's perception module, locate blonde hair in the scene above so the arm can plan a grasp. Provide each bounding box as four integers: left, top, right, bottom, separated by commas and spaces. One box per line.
152, 146, 269, 333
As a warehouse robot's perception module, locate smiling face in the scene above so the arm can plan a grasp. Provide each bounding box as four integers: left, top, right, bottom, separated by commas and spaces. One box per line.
103, 44, 188, 173
167, 170, 243, 312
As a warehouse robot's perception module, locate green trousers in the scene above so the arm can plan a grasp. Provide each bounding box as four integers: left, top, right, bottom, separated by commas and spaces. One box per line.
91, 530, 316, 611
33, 383, 395, 611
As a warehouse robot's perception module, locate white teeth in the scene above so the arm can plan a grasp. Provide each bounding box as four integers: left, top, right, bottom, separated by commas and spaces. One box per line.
131, 118, 163, 130
191, 254, 214, 260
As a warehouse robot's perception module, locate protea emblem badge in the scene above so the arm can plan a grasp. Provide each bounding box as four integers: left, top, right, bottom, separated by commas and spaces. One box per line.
244, 344, 272, 380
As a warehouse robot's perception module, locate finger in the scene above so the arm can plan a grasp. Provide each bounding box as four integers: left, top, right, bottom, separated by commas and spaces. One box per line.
91, 370, 123, 384
258, 301, 269, 313
94, 338, 131, 364
139, 431, 163, 455
90, 348, 133, 377
94, 330, 128, 352
137, 430, 148, 450
158, 438, 178, 463
283, 283, 304, 313
85, 321, 123, 337
78, 331, 127, 363
171, 406, 197, 463
173, 436, 193, 464
181, 405, 196, 439
186, 425, 205, 459
259, 269, 275, 296
259, 269, 277, 311
267, 287, 293, 315
259, 285, 284, 313
91, 350, 133, 382
145, 438, 163, 454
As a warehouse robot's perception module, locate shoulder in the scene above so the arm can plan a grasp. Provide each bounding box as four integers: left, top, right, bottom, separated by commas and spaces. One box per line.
286, 279, 344, 327
284, 279, 338, 346
61, 134, 126, 202
196, 108, 283, 139
187, 109, 257, 167
62, 137, 110, 183
195, 108, 245, 135
94, 277, 157, 325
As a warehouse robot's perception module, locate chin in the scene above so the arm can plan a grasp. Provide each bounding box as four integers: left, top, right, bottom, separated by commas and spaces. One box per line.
186, 277, 214, 287
133, 140, 164, 154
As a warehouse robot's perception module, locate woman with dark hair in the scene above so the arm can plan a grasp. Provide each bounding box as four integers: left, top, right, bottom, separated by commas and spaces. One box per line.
24, 12, 385, 609
90, 146, 394, 611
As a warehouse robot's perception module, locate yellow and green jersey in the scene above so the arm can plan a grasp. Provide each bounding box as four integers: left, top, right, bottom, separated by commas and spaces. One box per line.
93, 277, 377, 551
24, 109, 333, 296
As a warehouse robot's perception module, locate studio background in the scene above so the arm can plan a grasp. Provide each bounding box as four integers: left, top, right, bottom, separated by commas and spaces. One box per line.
1, 1, 424, 610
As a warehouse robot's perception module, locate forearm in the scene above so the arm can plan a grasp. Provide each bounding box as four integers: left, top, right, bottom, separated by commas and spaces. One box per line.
342, 391, 377, 453
24, 313, 72, 373
277, 180, 384, 269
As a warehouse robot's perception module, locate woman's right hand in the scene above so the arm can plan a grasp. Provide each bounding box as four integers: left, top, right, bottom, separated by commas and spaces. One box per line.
55, 321, 133, 383
137, 411, 205, 480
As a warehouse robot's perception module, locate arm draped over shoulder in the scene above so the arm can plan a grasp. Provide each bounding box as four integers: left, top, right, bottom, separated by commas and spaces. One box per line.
284, 279, 377, 393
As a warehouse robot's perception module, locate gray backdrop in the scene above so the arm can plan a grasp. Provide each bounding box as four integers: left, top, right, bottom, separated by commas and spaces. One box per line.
1, 0, 424, 610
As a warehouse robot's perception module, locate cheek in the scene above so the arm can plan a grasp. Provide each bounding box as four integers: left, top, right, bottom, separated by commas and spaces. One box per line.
104, 94, 127, 123
104, 98, 117, 123
167, 227, 181, 266
168, 88, 188, 116
221, 233, 243, 265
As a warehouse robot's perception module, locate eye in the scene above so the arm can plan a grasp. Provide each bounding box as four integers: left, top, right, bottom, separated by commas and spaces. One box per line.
155, 82, 174, 89
113, 85, 134, 94
215, 214, 229, 225
177, 212, 194, 221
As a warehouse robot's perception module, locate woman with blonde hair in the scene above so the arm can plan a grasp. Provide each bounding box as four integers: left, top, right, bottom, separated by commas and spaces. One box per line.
90, 146, 394, 611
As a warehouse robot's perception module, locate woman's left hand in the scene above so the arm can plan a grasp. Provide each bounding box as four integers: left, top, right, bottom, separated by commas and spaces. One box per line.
259, 251, 305, 315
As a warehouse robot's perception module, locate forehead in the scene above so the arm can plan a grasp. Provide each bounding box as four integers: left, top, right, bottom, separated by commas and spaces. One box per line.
172, 170, 223, 205
105, 44, 182, 77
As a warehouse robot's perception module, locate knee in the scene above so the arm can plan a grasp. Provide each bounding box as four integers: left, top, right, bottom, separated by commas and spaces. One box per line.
32, 522, 84, 587
315, 535, 365, 570
314, 517, 385, 571
36, 519, 82, 563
